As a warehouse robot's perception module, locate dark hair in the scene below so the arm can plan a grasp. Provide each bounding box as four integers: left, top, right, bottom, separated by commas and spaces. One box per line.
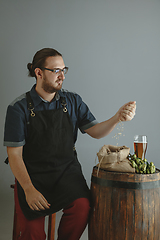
27, 48, 62, 78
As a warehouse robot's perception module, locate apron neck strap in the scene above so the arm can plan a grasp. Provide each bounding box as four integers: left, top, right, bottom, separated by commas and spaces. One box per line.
26, 91, 35, 117
60, 97, 68, 113
26, 91, 34, 109
26, 92, 68, 113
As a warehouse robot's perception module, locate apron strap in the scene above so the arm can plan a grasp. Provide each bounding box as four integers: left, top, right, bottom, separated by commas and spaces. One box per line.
60, 97, 76, 151
60, 97, 68, 112
26, 92, 36, 117
26, 92, 68, 114
26, 91, 34, 109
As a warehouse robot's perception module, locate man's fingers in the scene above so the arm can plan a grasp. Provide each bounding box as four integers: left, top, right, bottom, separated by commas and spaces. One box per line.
34, 197, 50, 210
35, 201, 46, 211
120, 109, 135, 121
123, 109, 135, 116
30, 200, 50, 211
121, 101, 136, 121
40, 195, 51, 208
29, 204, 35, 211
27, 192, 51, 211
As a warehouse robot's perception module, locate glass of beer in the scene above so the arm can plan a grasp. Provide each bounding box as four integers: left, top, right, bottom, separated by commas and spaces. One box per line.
134, 135, 148, 160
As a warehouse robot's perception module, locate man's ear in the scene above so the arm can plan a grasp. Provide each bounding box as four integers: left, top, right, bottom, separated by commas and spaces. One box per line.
34, 68, 43, 79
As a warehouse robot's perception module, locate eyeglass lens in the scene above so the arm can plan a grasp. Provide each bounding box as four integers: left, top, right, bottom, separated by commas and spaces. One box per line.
55, 68, 68, 75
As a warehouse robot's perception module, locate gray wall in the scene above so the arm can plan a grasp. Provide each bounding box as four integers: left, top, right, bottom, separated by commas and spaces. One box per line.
1, 0, 160, 239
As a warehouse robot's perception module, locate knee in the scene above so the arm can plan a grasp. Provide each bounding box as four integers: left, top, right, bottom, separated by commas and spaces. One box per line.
71, 198, 91, 217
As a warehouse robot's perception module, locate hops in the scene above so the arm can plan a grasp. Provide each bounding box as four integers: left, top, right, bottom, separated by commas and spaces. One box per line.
127, 153, 156, 174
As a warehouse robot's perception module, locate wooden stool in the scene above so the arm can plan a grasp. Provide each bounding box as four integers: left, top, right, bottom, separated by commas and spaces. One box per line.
11, 184, 56, 240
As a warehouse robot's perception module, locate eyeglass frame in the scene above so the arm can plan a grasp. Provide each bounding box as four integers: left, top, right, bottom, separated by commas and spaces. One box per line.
41, 66, 69, 75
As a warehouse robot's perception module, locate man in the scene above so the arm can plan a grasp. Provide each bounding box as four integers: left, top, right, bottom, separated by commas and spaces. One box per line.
4, 48, 136, 240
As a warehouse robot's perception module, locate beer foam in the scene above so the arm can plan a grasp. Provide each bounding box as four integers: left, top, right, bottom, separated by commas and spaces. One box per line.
134, 135, 147, 143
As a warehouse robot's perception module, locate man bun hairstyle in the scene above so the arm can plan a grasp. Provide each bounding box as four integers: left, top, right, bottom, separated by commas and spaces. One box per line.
27, 48, 62, 78
27, 63, 35, 77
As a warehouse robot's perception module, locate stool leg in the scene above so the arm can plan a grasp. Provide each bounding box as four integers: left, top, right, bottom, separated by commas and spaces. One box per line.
48, 213, 56, 240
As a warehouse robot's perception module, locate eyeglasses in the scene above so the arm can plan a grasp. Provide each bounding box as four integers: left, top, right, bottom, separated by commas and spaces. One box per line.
41, 67, 69, 75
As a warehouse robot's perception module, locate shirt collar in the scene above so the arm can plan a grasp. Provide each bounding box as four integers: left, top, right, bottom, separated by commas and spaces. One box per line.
30, 84, 64, 107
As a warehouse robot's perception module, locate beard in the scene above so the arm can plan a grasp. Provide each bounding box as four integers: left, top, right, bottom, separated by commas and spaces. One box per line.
42, 77, 63, 94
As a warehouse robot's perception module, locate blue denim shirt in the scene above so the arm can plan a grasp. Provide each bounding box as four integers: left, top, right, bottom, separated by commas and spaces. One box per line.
4, 85, 98, 147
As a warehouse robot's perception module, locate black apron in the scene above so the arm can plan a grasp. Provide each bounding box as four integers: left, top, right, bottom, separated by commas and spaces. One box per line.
17, 92, 90, 220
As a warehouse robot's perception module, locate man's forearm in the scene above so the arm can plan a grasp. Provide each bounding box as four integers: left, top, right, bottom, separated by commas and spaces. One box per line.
85, 115, 118, 139
85, 101, 136, 139
7, 146, 34, 192
7, 146, 50, 211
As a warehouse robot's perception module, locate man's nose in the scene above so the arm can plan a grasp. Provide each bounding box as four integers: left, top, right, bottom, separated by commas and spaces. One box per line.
59, 71, 65, 79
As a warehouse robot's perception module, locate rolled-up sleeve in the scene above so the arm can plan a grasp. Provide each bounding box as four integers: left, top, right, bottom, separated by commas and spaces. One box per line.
76, 95, 98, 133
4, 105, 26, 147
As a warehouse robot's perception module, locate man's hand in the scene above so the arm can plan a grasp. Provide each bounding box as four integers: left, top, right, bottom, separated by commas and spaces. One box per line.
115, 101, 136, 122
24, 185, 51, 211
85, 101, 136, 139
7, 146, 51, 211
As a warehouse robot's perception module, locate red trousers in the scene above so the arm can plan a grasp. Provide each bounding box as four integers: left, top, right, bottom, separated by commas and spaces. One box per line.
14, 182, 90, 240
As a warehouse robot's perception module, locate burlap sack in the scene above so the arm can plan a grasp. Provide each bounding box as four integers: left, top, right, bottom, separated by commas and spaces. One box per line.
97, 145, 135, 173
